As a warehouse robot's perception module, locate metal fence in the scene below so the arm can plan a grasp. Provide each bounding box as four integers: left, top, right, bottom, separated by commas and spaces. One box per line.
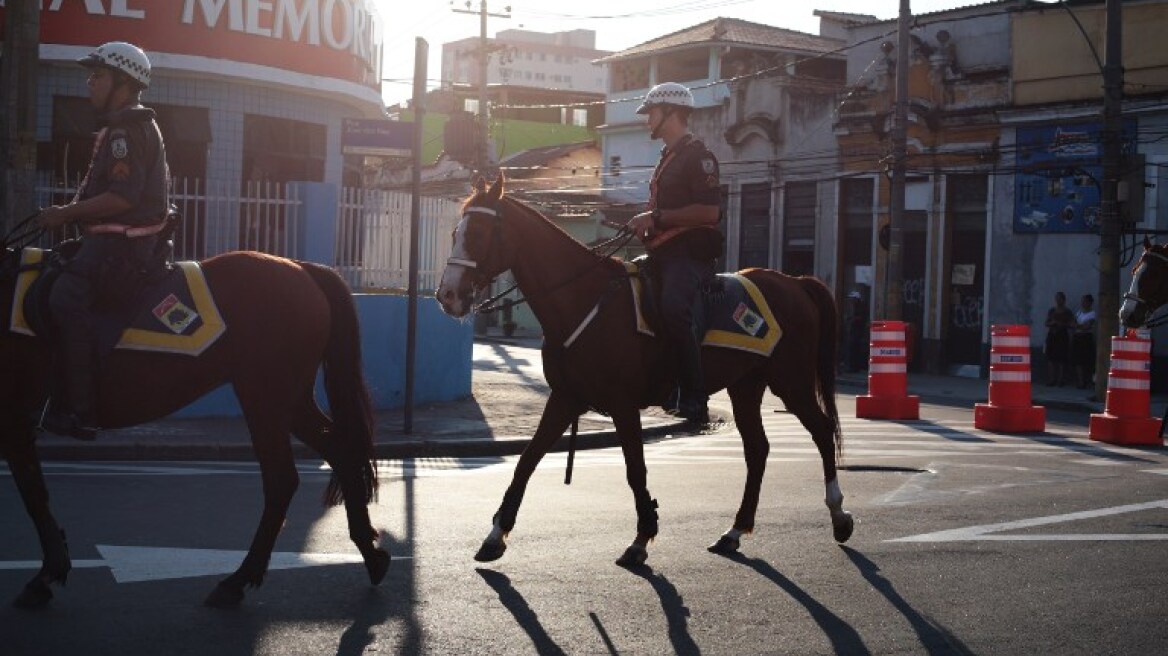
337, 187, 461, 292
32, 175, 462, 293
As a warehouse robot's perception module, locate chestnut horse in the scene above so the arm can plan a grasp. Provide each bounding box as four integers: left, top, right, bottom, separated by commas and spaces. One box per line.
436, 175, 853, 567
1120, 238, 1168, 330
1, 248, 388, 608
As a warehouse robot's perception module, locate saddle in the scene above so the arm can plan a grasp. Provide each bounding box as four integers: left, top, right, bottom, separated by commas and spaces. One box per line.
625, 257, 782, 357
11, 213, 227, 357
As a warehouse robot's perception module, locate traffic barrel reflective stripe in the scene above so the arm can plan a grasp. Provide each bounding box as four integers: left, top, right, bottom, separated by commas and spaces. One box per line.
867, 322, 908, 398
1090, 332, 1162, 446
856, 319, 919, 420
1102, 336, 1152, 418
974, 324, 1045, 432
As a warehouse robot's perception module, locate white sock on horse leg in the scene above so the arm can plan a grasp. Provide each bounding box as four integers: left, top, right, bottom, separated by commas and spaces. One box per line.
825, 478, 844, 511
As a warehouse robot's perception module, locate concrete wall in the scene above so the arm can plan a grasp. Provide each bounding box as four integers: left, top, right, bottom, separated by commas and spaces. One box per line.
175, 294, 472, 417
174, 182, 474, 417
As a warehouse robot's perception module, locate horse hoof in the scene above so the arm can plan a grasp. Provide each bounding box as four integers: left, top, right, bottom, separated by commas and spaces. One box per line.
833, 512, 855, 544
12, 580, 53, 609
204, 583, 244, 608
707, 535, 740, 555
615, 545, 648, 568
474, 539, 506, 562
365, 548, 390, 585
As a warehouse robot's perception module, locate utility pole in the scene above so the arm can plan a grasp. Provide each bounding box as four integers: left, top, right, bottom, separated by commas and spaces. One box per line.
1, 0, 40, 234
452, 1, 511, 176
884, 0, 911, 321
404, 37, 428, 434
1095, 0, 1124, 400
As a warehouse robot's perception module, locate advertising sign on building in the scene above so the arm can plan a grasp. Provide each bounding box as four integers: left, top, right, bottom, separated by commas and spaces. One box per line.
1013, 121, 1136, 234
1, 0, 383, 91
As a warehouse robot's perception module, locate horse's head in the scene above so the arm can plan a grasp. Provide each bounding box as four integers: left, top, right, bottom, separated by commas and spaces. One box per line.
1120, 237, 1168, 329
436, 173, 514, 317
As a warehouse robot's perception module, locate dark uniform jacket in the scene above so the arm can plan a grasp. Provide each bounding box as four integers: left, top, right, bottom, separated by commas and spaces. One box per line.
78, 105, 169, 227
646, 134, 722, 261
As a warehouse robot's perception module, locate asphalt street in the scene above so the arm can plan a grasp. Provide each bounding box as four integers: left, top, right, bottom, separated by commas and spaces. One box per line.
3, 395, 1166, 655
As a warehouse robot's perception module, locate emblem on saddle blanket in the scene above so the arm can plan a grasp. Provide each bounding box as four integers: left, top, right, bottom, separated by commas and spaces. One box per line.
10, 248, 226, 356
623, 261, 782, 357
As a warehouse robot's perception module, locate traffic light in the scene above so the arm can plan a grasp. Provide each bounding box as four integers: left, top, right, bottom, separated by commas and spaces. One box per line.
443, 112, 477, 164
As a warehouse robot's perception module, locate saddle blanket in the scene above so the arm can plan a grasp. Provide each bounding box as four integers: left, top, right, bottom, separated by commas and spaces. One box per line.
10, 248, 226, 356
622, 262, 782, 357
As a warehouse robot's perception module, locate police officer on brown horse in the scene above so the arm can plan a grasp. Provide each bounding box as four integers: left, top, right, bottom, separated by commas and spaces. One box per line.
36, 41, 170, 440
625, 82, 723, 425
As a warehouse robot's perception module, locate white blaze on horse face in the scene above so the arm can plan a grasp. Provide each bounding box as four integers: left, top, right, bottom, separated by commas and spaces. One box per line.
1119, 265, 1145, 324
438, 216, 474, 316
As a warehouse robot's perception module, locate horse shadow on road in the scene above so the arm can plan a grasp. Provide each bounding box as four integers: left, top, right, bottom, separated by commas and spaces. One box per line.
839, 546, 974, 655
476, 568, 567, 655
718, 551, 869, 654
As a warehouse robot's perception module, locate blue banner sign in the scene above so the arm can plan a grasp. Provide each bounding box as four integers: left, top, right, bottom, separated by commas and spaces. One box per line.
1013, 121, 1135, 234
341, 119, 413, 157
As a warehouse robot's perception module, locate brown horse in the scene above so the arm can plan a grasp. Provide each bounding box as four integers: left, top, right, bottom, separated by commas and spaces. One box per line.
1120, 237, 1168, 329
436, 175, 853, 567
1, 248, 388, 608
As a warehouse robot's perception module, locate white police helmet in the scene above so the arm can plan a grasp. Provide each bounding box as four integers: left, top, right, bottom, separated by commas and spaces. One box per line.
78, 41, 151, 89
635, 82, 695, 115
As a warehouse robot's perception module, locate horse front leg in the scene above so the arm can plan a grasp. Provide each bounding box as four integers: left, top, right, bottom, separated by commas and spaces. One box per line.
609, 408, 657, 568
476, 390, 582, 562
5, 429, 72, 609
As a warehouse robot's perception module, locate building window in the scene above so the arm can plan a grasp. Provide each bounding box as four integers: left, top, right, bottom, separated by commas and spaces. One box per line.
782, 181, 816, 276
658, 48, 709, 84
612, 58, 650, 92
45, 96, 210, 185
242, 114, 325, 185
739, 182, 772, 269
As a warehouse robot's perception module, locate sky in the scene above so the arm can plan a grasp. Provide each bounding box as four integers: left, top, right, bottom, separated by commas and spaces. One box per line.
378, 0, 994, 107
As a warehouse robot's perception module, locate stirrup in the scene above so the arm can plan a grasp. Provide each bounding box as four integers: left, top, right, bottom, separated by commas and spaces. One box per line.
40, 411, 99, 441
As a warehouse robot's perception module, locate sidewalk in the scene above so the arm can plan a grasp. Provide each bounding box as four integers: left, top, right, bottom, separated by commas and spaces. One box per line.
35, 332, 688, 461
35, 333, 1166, 461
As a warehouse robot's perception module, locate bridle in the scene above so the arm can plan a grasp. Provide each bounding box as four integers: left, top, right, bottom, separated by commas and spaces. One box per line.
446, 200, 635, 315
1124, 248, 1168, 328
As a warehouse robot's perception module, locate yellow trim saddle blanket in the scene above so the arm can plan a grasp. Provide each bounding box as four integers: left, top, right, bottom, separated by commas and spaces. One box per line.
10, 248, 226, 356
564, 261, 782, 357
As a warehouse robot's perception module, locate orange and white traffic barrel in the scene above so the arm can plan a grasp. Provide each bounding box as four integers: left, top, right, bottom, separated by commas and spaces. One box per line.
856, 320, 919, 420
974, 324, 1045, 432
1089, 332, 1161, 446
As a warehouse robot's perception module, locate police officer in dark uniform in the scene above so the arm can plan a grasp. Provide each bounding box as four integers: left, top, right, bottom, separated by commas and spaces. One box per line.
36, 41, 170, 440
625, 82, 723, 424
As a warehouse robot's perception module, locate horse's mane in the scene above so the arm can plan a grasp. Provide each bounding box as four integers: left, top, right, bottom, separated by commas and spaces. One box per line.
463, 187, 607, 262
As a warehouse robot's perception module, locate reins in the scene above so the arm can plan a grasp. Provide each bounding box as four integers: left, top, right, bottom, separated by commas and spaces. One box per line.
1, 212, 46, 253
461, 203, 637, 316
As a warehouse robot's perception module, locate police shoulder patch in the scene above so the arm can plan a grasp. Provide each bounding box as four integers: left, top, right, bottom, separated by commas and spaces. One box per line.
701, 156, 716, 175
110, 129, 130, 159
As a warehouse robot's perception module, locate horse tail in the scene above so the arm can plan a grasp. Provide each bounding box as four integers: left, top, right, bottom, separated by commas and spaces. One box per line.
799, 276, 843, 460
299, 261, 378, 505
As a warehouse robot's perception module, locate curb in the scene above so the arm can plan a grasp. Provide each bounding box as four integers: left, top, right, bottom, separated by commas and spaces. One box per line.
36, 418, 693, 462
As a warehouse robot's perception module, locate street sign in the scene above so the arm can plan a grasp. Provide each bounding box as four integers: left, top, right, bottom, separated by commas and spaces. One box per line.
342, 118, 413, 157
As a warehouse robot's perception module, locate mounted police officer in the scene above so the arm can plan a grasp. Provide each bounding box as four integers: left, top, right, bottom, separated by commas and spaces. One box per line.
625, 82, 723, 425
36, 41, 170, 440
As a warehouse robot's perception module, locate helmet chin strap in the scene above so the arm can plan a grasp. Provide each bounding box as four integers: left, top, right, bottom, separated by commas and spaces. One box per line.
649, 107, 674, 140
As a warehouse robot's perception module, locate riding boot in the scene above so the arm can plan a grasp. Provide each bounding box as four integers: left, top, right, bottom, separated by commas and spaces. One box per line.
41, 340, 99, 441
675, 333, 709, 425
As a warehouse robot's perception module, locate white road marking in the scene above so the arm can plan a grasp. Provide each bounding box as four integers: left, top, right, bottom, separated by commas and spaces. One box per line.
0, 545, 410, 583
889, 499, 1168, 542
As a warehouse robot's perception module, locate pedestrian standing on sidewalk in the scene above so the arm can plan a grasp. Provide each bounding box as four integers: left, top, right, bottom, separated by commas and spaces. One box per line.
1044, 291, 1075, 386
1072, 293, 1097, 389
